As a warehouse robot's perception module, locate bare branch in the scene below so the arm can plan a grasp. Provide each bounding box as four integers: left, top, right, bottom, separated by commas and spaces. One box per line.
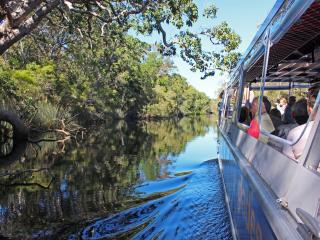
101, 22, 107, 36
156, 21, 173, 47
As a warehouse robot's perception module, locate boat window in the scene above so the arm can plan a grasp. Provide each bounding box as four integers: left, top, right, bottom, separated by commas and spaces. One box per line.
236, 84, 252, 127
240, 82, 320, 162
220, 89, 229, 121
279, 92, 320, 161
222, 86, 238, 120
254, 61, 320, 161
241, 29, 320, 162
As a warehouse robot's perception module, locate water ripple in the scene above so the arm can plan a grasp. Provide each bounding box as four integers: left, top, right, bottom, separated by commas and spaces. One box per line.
71, 160, 232, 240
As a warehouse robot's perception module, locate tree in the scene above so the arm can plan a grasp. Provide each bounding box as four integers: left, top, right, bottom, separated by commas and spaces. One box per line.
0, 0, 241, 77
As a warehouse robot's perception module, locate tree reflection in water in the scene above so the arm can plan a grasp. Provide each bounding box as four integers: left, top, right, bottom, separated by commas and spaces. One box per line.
0, 116, 216, 239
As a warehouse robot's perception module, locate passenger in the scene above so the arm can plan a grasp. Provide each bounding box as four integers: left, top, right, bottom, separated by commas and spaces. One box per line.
292, 98, 309, 125
239, 106, 250, 125
270, 108, 281, 119
270, 108, 282, 131
276, 97, 287, 116
307, 86, 319, 101
282, 98, 317, 159
283, 96, 296, 124
277, 122, 298, 139
247, 96, 275, 138
278, 98, 309, 138
260, 96, 275, 133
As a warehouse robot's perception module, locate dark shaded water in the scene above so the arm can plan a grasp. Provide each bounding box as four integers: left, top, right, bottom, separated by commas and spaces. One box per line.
0, 116, 232, 239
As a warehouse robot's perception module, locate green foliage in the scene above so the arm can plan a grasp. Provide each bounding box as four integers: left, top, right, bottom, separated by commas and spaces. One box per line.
203, 5, 218, 19
1, 1, 246, 122
127, 0, 241, 77
0, 61, 56, 102
2, 0, 241, 79
2, 29, 211, 122
145, 73, 210, 117
211, 21, 241, 52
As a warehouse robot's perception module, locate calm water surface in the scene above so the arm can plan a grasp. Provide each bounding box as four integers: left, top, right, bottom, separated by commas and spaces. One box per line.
0, 117, 232, 239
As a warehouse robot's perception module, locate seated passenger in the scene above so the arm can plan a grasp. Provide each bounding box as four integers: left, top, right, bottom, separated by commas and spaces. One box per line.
277, 98, 308, 139
247, 96, 275, 138
270, 108, 282, 131
292, 98, 309, 125
239, 106, 250, 125
282, 98, 317, 159
283, 96, 296, 124
277, 123, 298, 139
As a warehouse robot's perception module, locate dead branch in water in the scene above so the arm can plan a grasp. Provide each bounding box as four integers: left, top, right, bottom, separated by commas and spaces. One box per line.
28, 118, 86, 152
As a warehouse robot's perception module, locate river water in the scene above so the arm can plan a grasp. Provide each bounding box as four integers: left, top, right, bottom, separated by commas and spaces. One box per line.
0, 116, 232, 239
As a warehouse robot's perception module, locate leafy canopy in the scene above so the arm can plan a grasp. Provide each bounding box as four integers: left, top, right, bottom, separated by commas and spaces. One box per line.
0, 0, 241, 77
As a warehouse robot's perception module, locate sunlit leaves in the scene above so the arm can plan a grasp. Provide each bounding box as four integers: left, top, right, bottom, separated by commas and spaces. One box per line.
203, 4, 218, 19
206, 21, 241, 52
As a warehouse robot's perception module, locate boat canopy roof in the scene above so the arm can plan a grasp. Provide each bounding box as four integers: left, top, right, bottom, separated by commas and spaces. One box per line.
229, 0, 320, 88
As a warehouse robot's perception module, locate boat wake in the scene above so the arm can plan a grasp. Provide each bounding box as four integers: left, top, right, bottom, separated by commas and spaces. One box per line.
69, 160, 232, 240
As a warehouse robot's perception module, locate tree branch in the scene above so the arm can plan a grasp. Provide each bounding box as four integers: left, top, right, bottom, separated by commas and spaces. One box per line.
0, 0, 60, 55
11, 0, 45, 27
156, 21, 173, 47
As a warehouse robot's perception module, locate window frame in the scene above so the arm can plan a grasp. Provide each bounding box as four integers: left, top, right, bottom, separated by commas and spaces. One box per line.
250, 27, 320, 163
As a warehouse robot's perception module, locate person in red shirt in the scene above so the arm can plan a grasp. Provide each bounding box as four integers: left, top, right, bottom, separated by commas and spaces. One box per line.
247, 96, 275, 138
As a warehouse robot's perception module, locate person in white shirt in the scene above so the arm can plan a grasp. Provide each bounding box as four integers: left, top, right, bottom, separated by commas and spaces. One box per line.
276, 97, 287, 116
282, 98, 317, 159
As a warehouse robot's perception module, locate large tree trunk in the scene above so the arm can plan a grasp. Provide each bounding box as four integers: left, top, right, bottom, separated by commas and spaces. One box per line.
0, 0, 60, 55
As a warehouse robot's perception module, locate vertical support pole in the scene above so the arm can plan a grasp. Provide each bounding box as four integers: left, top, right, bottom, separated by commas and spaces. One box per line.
258, 28, 272, 130
220, 89, 228, 127
247, 83, 252, 108
289, 80, 293, 96
234, 64, 245, 124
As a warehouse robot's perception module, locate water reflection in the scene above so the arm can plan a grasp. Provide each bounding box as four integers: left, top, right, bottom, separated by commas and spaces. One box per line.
219, 136, 276, 240
0, 116, 231, 239
0, 120, 17, 163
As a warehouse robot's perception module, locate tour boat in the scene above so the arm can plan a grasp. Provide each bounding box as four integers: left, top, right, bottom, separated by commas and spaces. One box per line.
218, 0, 320, 239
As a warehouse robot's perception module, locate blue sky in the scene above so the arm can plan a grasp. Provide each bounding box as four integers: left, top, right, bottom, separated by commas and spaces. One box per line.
134, 0, 277, 98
